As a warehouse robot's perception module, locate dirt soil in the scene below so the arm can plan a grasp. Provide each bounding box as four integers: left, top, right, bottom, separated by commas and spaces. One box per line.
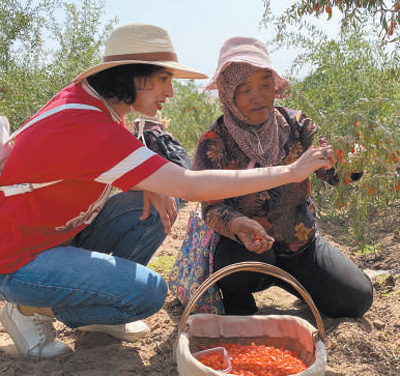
0, 201, 399, 376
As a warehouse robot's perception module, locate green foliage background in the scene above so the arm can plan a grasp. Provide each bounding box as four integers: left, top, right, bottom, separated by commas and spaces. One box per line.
163, 80, 222, 151
0, 0, 115, 127
1, 0, 399, 252
267, 18, 400, 250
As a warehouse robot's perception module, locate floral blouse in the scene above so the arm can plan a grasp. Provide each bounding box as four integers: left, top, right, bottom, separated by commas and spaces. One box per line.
193, 107, 339, 252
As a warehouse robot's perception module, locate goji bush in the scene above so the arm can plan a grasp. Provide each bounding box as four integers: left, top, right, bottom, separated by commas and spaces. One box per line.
0, 0, 115, 130
272, 24, 400, 251
163, 80, 222, 152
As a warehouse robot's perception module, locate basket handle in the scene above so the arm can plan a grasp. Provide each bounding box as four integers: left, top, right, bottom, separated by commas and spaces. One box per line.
178, 261, 325, 341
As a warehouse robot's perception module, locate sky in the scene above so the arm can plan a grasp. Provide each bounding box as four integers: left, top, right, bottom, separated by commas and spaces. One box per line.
102, 0, 340, 84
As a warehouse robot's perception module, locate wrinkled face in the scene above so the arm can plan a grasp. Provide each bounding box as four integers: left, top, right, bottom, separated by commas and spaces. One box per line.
132, 68, 174, 116
233, 69, 275, 125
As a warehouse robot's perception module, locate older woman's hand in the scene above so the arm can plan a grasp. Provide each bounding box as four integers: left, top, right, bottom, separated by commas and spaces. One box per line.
230, 217, 274, 254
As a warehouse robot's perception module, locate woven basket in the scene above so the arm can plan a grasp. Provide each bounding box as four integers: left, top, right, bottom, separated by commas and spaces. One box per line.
175, 262, 327, 376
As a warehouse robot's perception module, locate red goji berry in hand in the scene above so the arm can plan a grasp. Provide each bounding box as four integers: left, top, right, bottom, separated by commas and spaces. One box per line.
253, 233, 263, 244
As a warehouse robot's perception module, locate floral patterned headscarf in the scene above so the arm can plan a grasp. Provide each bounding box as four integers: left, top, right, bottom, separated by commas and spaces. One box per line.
216, 62, 290, 167
207, 37, 292, 167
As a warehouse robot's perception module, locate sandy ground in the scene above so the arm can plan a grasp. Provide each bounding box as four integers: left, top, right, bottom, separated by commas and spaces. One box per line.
0, 201, 399, 376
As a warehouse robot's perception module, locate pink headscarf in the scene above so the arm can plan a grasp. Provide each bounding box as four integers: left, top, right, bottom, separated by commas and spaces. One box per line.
206, 37, 291, 167
205, 37, 290, 97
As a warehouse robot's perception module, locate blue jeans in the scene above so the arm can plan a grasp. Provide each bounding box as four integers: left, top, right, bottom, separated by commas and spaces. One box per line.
0, 191, 172, 328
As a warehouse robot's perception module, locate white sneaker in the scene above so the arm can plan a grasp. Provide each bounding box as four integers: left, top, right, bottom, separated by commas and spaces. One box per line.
0, 303, 72, 359
78, 320, 150, 342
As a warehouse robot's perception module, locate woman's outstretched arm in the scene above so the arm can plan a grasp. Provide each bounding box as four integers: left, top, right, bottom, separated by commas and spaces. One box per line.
134, 146, 336, 202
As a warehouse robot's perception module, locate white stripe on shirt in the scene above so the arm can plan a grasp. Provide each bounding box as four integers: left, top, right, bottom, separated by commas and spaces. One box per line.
1, 104, 103, 196
95, 146, 157, 185
7, 104, 102, 143
0, 180, 63, 197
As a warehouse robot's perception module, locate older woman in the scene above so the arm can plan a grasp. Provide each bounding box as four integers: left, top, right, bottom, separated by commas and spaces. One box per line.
194, 37, 373, 318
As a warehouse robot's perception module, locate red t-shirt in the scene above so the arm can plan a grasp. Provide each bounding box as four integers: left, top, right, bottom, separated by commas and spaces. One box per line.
0, 83, 168, 273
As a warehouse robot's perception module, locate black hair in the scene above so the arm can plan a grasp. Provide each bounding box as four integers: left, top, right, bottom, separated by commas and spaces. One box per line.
87, 64, 165, 105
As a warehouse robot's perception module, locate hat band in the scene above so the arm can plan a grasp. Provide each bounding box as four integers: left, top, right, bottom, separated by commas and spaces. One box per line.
103, 52, 178, 63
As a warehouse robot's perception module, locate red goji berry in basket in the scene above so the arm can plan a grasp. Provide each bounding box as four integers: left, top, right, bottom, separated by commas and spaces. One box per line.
204, 342, 308, 376
195, 351, 226, 371
194, 347, 231, 372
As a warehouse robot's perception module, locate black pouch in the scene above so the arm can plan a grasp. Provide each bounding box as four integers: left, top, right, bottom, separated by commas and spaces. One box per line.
135, 124, 192, 170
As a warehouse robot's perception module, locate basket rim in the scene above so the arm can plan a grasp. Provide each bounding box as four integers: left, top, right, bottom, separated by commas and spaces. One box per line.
177, 262, 325, 341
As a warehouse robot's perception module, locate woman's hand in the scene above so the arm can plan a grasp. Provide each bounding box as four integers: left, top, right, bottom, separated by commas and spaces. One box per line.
141, 191, 178, 234
317, 137, 338, 167
230, 217, 274, 254
290, 146, 337, 182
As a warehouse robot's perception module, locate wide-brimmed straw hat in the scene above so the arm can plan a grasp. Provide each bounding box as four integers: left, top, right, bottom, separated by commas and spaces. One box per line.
73, 23, 207, 83
204, 36, 290, 98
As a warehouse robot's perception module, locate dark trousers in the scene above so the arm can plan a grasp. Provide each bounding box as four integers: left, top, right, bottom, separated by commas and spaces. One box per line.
214, 235, 373, 318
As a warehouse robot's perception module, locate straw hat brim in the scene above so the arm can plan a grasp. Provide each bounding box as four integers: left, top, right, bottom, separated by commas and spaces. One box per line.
73, 60, 208, 83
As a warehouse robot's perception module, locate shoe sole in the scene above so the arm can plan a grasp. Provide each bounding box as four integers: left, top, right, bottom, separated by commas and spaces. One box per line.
0, 305, 29, 357
79, 325, 150, 342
